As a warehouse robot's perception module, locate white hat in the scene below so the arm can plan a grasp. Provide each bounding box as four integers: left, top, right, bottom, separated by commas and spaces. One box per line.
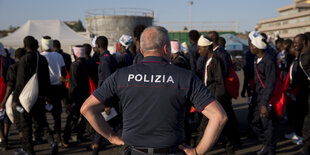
248, 31, 262, 41
41, 38, 53, 51
198, 35, 213, 47
170, 41, 180, 54
181, 42, 189, 53
119, 34, 133, 49
251, 35, 267, 50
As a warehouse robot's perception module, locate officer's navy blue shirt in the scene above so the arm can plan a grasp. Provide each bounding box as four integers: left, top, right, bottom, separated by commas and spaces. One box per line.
92, 56, 215, 148
254, 53, 276, 107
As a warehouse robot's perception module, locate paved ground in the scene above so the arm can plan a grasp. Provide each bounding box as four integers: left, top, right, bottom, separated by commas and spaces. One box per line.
1, 71, 304, 155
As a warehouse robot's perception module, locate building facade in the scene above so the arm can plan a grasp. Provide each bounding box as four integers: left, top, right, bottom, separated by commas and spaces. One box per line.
256, 0, 310, 38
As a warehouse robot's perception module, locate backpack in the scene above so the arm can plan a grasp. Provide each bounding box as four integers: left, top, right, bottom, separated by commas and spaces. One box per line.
225, 66, 240, 99
0, 56, 7, 103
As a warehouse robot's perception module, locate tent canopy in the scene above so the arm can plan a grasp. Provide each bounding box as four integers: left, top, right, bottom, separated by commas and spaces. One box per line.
0, 20, 91, 49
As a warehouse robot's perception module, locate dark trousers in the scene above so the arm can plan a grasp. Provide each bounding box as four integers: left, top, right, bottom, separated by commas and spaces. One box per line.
12, 107, 22, 132
249, 104, 276, 154
63, 103, 86, 143
303, 91, 310, 154
20, 98, 54, 154
287, 101, 307, 136
49, 85, 63, 141
197, 98, 239, 154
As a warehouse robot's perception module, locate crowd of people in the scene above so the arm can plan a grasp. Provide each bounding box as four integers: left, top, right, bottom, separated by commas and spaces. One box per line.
0, 23, 309, 155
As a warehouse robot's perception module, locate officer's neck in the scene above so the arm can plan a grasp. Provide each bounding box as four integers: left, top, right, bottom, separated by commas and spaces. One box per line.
143, 51, 169, 61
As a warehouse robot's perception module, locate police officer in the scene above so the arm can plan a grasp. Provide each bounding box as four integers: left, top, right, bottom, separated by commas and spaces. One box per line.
81, 26, 227, 155
249, 34, 276, 155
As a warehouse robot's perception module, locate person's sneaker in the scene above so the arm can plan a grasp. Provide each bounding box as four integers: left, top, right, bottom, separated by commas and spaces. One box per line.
50, 142, 58, 155
285, 132, 299, 140
257, 145, 268, 155
293, 137, 303, 145
14, 148, 29, 155
92, 147, 99, 155
0, 141, 7, 151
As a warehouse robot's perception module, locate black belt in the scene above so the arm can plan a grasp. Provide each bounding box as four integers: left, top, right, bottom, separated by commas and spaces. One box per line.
132, 146, 181, 154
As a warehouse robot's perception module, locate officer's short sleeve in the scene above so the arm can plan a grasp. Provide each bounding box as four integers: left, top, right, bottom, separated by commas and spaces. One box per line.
189, 74, 216, 112
92, 72, 117, 105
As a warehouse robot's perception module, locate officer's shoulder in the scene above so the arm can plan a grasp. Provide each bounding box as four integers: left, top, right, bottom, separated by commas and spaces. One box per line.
168, 64, 196, 78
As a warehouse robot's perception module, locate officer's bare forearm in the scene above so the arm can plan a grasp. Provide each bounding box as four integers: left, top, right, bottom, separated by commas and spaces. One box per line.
80, 95, 115, 141
196, 101, 227, 154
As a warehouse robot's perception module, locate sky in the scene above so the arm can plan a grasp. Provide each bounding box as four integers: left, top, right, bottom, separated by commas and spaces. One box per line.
0, 0, 292, 32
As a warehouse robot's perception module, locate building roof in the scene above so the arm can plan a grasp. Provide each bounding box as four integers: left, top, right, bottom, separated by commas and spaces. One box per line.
277, 0, 310, 12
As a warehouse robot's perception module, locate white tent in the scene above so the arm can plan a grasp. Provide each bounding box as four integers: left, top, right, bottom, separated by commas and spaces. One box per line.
0, 19, 91, 53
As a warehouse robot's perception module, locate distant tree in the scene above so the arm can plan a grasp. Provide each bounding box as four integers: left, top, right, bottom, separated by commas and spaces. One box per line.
65, 20, 86, 32
183, 26, 188, 31
8, 25, 19, 32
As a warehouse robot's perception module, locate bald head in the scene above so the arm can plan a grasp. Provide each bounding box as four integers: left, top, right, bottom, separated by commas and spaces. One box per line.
140, 26, 171, 54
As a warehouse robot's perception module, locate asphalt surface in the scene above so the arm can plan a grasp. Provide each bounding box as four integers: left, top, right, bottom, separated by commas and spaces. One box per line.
1, 71, 304, 155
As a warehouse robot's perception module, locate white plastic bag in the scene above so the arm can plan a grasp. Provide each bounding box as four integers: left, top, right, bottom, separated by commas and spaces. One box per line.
19, 53, 39, 113
5, 93, 14, 123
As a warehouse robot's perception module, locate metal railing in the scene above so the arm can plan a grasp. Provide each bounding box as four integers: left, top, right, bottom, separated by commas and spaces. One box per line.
85, 8, 154, 18
155, 21, 239, 32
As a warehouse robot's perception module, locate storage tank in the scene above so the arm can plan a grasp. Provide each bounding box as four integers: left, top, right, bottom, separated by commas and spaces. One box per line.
85, 8, 154, 52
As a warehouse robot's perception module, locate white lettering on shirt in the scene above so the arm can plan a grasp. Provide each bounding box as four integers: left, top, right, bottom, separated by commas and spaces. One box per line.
128, 74, 134, 82
166, 76, 174, 83
127, 74, 175, 83
144, 74, 149, 82
155, 75, 161, 83
135, 74, 143, 81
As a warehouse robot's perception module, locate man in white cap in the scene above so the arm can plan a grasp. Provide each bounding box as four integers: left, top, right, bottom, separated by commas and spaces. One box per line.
115, 34, 134, 68
40, 36, 66, 143
197, 35, 236, 155
241, 31, 259, 98
249, 34, 277, 155
170, 41, 189, 69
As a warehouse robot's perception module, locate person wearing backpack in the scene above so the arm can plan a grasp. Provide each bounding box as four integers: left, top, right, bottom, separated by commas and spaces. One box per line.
206, 31, 241, 150
0, 42, 15, 150
249, 34, 277, 155
196, 35, 235, 154
296, 33, 310, 155
12, 36, 57, 155
62, 45, 90, 148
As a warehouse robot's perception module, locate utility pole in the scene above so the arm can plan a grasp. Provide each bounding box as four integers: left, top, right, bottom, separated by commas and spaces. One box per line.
189, 1, 193, 30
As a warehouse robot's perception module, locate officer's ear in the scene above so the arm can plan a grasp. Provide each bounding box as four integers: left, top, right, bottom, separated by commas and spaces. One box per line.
163, 44, 171, 56
140, 48, 145, 56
